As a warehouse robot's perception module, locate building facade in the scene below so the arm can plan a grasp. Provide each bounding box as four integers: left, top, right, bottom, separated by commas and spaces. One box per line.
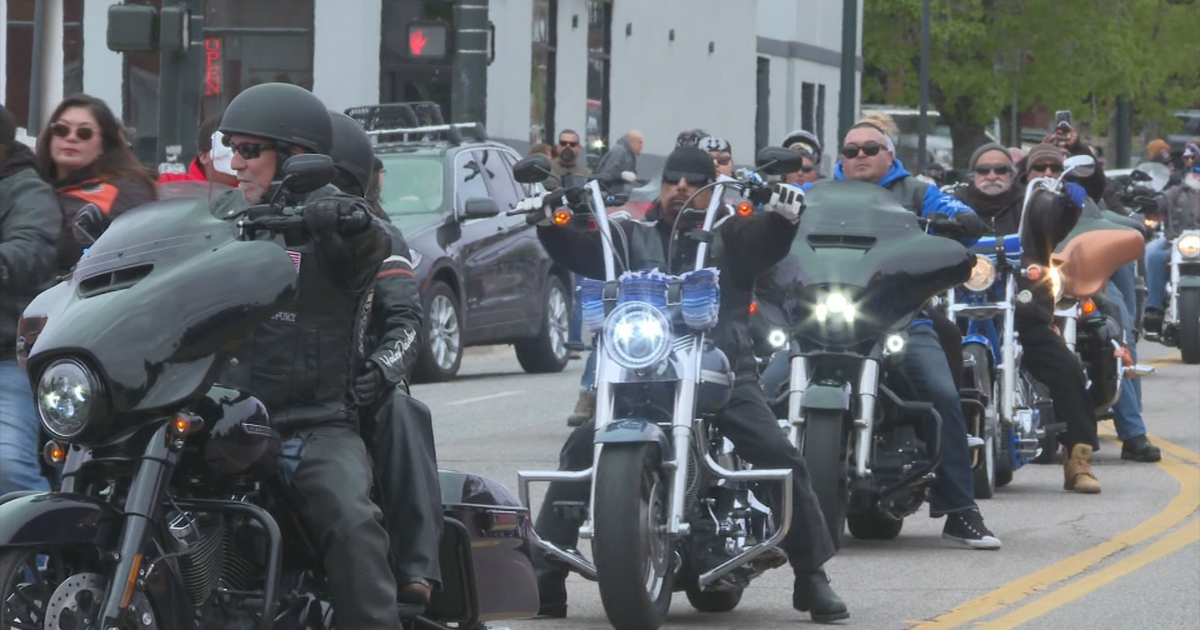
3, 0, 861, 173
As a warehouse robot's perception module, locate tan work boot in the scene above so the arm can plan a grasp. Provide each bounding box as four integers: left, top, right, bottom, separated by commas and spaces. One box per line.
1063, 444, 1101, 494
567, 390, 596, 427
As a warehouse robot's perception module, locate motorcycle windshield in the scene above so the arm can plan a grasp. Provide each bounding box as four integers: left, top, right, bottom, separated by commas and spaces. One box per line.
26, 198, 299, 414
763, 182, 974, 343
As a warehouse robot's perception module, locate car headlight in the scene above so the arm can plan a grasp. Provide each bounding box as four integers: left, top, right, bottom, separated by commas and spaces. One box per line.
1178, 234, 1200, 259
604, 302, 672, 369
1049, 266, 1064, 301
768, 329, 787, 348
815, 292, 856, 323
965, 257, 996, 292
37, 358, 103, 440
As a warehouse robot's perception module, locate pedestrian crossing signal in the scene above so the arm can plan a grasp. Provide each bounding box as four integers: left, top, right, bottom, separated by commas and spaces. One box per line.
408, 21, 449, 60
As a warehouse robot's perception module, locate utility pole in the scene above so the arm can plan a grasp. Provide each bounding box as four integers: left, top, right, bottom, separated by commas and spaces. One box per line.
1116, 98, 1132, 168
917, 0, 930, 171
452, 0, 489, 125
837, 0, 859, 144
155, 0, 205, 168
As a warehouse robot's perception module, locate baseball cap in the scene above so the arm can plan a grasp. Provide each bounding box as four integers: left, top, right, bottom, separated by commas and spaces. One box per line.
210, 130, 236, 176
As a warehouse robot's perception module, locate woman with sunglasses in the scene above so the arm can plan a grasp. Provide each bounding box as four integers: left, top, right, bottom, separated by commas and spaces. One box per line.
34, 94, 158, 274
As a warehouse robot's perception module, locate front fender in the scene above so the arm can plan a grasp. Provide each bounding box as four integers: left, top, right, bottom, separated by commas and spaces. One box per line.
801, 383, 853, 412
0, 492, 123, 549
595, 419, 672, 461
1176, 275, 1200, 289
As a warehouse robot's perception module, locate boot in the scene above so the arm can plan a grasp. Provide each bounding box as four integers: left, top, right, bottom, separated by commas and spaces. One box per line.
1063, 444, 1101, 494
793, 569, 850, 623
536, 572, 568, 618
1121, 435, 1162, 462
567, 390, 595, 427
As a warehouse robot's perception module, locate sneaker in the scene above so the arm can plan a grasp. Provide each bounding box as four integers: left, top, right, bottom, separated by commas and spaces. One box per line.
942, 508, 1001, 550
1121, 435, 1162, 462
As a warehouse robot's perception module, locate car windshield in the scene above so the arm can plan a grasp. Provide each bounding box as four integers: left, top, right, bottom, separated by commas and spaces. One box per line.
378, 155, 445, 216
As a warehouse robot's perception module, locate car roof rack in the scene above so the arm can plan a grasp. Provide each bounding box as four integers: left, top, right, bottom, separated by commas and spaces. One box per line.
345, 102, 488, 146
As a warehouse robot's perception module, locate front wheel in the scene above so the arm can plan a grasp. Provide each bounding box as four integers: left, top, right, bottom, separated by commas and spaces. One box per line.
1178, 288, 1200, 364
515, 274, 571, 373
964, 344, 996, 500
413, 281, 463, 382
592, 443, 675, 630
801, 409, 849, 548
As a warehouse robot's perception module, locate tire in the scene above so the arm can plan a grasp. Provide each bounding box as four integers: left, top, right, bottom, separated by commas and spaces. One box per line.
592, 443, 674, 630
847, 511, 904, 540
685, 582, 744, 613
964, 345, 995, 500
413, 281, 463, 382
0, 546, 155, 629
995, 425, 1014, 488
1179, 288, 1200, 364
515, 274, 571, 374
801, 409, 848, 548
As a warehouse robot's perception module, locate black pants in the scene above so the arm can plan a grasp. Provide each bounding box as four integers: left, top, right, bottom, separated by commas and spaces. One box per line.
284, 424, 401, 630
1018, 322, 1098, 450
363, 388, 444, 586
534, 382, 836, 577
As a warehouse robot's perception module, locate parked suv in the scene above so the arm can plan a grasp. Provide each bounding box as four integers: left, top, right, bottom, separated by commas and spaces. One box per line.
349, 104, 572, 381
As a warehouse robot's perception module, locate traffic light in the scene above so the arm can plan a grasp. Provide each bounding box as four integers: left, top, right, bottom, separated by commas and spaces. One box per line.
407, 20, 450, 60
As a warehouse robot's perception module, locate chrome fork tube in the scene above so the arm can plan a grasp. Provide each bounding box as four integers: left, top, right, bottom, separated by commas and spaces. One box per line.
854, 359, 879, 478
787, 355, 808, 450
666, 339, 700, 536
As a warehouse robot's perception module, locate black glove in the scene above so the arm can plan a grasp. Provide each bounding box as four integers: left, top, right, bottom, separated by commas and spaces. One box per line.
304, 197, 373, 236
928, 212, 986, 240
354, 362, 386, 405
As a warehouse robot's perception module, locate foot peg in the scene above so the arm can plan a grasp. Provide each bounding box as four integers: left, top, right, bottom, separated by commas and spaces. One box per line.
967, 436, 985, 449
1124, 364, 1157, 378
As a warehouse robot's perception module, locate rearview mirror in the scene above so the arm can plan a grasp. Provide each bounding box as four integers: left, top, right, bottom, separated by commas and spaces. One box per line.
755, 147, 806, 176
1062, 154, 1095, 179
512, 154, 552, 184
279, 154, 336, 195
73, 204, 106, 248
461, 197, 500, 220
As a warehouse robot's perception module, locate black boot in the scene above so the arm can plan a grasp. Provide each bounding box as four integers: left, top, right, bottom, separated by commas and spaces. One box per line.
793, 569, 849, 623
1121, 435, 1162, 462
536, 572, 568, 618
1143, 307, 1164, 335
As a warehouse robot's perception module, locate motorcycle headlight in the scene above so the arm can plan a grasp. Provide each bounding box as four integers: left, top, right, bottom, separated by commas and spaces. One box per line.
1178, 234, 1200, 259
815, 292, 856, 323
37, 358, 104, 440
768, 329, 787, 348
965, 257, 996, 292
1049, 267, 1064, 301
604, 302, 672, 370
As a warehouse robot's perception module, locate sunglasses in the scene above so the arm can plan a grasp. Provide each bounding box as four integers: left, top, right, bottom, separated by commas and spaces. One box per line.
713, 155, 732, 166
662, 171, 713, 187
974, 164, 1011, 176
50, 122, 95, 141
558, 140, 579, 148
841, 142, 884, 159
226, 140, 277, 160
799, 165, 816, 174
1029, 163, 1064, 174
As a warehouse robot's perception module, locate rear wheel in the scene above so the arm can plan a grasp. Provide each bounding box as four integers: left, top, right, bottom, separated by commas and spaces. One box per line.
1178, 288, 1200, 364
515, 275, 571, 373
964, 345, 996, 500
593, 443, 674, 630
995, 425, 1014, 488
801, 409, 849, 548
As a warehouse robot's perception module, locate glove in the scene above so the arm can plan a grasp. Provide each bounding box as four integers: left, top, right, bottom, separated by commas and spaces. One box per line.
516, 191, 554, 226
305, 197, 372, 235
952, 211, 988, 239
1063, 182, 1088, 209
354, 362, 385, 405
763, 183, 805, 223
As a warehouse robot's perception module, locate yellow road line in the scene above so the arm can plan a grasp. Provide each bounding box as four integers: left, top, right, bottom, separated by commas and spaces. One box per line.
971, 521, 1200, 629
907, 450, 1200, 630
1141, 352, 1182, 367
1150, 434, 1200, 465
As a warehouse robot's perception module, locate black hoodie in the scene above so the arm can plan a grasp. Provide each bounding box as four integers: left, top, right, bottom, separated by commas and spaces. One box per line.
0, 141, 63, 350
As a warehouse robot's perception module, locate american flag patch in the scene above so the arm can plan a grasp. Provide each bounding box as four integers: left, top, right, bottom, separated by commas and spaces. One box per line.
287, 250, 302, 271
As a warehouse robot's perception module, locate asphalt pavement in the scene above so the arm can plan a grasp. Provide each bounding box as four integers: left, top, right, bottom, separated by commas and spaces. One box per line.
415, 342, 1200, 630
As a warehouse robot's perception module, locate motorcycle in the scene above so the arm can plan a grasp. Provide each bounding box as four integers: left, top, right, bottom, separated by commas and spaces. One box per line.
2, 155, 538, 630
1111, 161, 1172, 338
1137, 169, 1200, 363
761, 181, 974, 544
509, 149, 802, 630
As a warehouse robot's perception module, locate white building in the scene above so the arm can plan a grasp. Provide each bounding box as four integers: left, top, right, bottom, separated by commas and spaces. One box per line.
2, 0, 861, 173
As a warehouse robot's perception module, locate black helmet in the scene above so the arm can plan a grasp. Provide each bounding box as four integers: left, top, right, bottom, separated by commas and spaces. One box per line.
782, 129, 823, 164
219, 82, 333, 154
328, 111, 376, 195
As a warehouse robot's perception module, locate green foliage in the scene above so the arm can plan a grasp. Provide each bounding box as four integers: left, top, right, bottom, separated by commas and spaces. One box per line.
864, 0, 1200, 162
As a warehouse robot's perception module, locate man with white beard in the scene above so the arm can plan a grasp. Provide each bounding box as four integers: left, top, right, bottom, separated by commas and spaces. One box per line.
954, 143, 1024, 234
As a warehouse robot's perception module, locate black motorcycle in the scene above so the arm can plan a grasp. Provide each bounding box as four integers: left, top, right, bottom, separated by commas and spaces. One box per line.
761, 182, 974, 544
2, 156, 538, 630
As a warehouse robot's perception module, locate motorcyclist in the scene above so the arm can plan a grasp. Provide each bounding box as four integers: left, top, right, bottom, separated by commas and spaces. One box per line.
208, 82, 399, 630
327, 110, 443, 607
521, 146, 849, 623
782, 129, 822, 185
831, 114, 1004, 544
545, 129, 591, 191
1144, 142, 1200, 334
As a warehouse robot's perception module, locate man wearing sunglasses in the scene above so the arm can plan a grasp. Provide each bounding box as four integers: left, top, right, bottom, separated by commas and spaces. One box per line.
782, 129, 822, 186
546, 129, 592, 191
208, 83, 401, 630
519, 147, 849, 623
954, 143, 1023, 234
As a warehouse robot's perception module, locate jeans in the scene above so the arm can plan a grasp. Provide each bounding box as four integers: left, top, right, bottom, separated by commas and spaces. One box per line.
1145, 237, 1171, 310
568, 282, 583, 347
0, 358, 50, 497
1106, 278, 1148, 441
900, 326, 977, 516
580, 345, 597, 390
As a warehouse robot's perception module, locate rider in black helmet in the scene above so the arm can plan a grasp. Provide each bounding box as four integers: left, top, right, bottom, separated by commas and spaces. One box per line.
210, 83, 400, 629
328, 110, 443, 607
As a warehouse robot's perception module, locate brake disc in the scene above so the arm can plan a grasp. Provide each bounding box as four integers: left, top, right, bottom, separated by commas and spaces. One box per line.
44, 572, 158, 630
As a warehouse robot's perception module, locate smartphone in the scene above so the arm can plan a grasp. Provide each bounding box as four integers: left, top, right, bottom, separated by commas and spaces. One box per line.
1055, 110, 1073, 132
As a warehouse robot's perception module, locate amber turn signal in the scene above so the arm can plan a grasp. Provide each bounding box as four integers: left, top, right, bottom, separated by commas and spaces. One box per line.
43, 440, 66, 466
553, 210, 572, 226
736, 201, 754, 217
1082, 299, 1097, 315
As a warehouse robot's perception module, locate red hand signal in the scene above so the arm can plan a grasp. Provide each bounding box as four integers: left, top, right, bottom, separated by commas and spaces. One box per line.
410, 29, 428, 56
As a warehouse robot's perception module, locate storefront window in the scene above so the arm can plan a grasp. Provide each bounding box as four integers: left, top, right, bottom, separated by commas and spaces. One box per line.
585, 0, 611, 161
4, 0, 85, 132
530, 0, 556, 145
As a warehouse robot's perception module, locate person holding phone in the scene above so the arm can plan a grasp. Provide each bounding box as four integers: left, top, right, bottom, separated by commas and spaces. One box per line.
1038, 110, 1108, 203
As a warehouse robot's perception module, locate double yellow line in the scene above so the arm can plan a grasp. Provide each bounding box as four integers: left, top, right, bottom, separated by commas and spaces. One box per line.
909, 435, 1200, 630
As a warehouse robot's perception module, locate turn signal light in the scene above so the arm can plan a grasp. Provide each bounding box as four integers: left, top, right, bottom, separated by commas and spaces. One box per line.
1025, 264, 1044, 281
43, 440, 66, 465
553, 210, 572, 226
736, 201, 754, 217
1082, 299, 1097, 315
749, 301, 759, 315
